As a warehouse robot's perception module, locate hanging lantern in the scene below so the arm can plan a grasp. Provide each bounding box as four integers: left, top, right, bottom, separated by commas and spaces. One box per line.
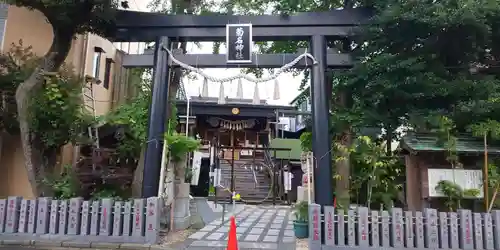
252, 83, 260, 104
273, 79, 280, 100
218, 82, 226, 104
236, 78, 243, 99
202, 78, 209, 97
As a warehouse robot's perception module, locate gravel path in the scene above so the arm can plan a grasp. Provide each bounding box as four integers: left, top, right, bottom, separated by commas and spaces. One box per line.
296, 238, 308, 250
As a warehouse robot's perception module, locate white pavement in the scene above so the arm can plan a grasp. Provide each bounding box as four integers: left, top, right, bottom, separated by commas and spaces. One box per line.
184, 205, 296, 250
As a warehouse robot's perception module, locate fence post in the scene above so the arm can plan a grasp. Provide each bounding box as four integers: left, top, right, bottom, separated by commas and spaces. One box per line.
113, 201, 123, 236
27, 199, 37, 234
357, 206, 369, 247
68, 197, 83, 235
5, 196, 21, 233
439, 212, 449, 249
391, 207, 404, 247
145, 197, 162, 244
308, 203, 321, 250
80, 201, 91, 235
424, 208, 439, 248
99, 198, 113, 236
18, 199, 29, 233
473, 213, 484, 249
133, 199, 146, 237
483, 213, 494, 250
0, 199, 6, 233
36, 197, 51, 234
381, 210, 390, 247
404, 211, 414, 248
323, 205, 335, 246
450, 212, 459, 249
371, 210, 380, 247
458, 209, 474, 249
90, 200, 100, 236
49, 200, 60, 234
123, 201, 133, 236
415, 211, 424, 247
58, 200, 68, 235
493, 210, 500, 250
347, 210, 355, 246
337, 209, 345, 246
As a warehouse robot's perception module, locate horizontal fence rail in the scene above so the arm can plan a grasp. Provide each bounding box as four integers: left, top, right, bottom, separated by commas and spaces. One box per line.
308, 203, 500, 250
0, 196, 162, 244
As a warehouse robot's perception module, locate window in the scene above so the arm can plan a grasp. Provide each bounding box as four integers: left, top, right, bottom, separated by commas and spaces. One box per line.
92, 47, 104, 78
103, 58, 114, 89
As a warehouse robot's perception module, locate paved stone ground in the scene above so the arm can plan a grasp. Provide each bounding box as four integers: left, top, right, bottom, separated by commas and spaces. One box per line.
180, 205, 296, 250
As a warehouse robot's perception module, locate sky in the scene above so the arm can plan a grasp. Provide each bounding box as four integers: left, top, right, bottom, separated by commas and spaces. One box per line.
116, 0, 304, 106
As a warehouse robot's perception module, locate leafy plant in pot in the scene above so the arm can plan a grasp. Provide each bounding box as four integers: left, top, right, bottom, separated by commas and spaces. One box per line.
293, 201, 309, 238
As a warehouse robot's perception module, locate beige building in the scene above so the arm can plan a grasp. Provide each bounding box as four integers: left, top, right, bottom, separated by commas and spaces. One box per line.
0, 5, 133, 198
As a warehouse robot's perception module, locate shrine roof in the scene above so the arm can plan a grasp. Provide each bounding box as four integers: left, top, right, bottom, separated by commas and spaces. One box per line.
177, 96, 295, 110
400, 132, 500, 155
176, 96, 296, 118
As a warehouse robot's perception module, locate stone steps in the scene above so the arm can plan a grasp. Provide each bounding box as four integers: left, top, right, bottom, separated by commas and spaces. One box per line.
216, 160, 272, 201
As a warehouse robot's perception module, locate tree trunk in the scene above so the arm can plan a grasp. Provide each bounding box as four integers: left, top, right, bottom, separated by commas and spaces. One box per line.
386, 125, 393, 155
0, 131, 3, 164
335, 91, 352, 208
166, 41, 187, 121
15, 30, 73, 196
132, 148, 146, 197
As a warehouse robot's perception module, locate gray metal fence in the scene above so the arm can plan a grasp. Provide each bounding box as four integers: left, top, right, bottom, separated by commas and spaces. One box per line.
308, 203, 500, 250
0, 196, 162, 244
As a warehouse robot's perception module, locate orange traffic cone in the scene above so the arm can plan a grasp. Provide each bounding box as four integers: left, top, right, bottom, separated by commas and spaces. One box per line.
227, 216, 239, 250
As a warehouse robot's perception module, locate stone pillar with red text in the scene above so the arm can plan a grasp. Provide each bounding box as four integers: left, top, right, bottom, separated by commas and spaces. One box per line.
133, 199, 145, 237
99, 198, 113, 236
459, 209, 474, 249
308, 203, 321, 250
145, 197, 162, 243
390, 207, 404, 247
323, 206, 335, 246
357, 207, 369, 247
5, 196, 21, 233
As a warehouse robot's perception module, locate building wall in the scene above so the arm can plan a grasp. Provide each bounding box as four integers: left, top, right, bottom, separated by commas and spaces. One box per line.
0, 6, 129, 198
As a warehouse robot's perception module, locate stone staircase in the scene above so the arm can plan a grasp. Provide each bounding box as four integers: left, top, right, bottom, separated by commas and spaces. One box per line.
216, 159, 273, 203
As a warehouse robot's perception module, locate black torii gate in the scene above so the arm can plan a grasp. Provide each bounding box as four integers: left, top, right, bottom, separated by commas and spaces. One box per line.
110, 9, 371, 207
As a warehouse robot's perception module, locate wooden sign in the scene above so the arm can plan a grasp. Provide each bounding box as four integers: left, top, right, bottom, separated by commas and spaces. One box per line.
226, 24, 252, 63
190, 151, 203, 186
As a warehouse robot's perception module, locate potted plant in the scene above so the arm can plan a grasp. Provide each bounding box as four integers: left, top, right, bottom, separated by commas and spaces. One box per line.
293, 201, 309, 238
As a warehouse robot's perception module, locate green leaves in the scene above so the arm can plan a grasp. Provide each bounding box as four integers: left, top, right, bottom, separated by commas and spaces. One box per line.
165, 133, 200, 162
338, 135, 403, 208
435, 179, 480, 211
29, 70, 93, 150
105, 69, 150, 158
299, 132, 312, 151
0, 42, 40, 134
0, 43, 90, 150
469, 120, 500, 139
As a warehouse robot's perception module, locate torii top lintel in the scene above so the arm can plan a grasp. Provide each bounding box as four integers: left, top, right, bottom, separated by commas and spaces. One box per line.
110, 8, 373, 42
